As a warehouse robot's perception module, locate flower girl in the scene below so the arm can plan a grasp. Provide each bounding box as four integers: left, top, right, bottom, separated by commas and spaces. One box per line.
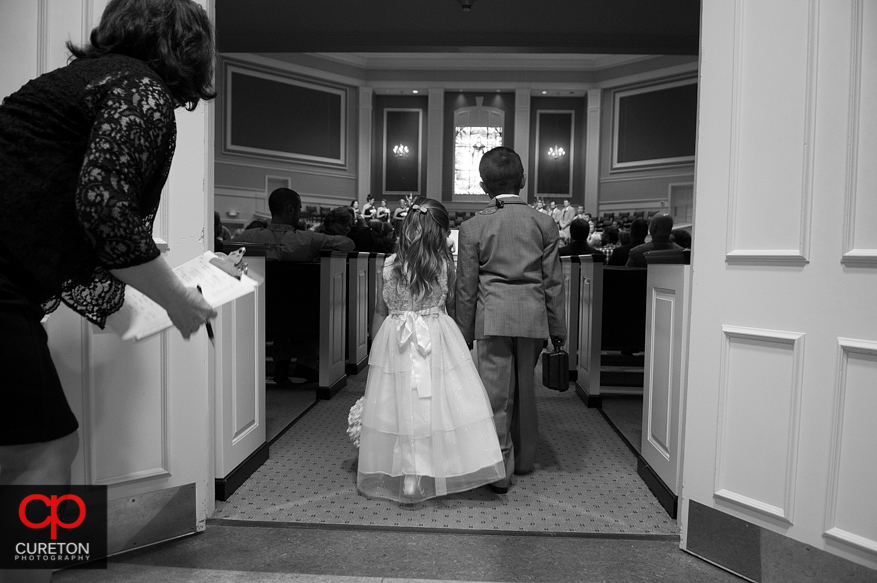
356, 197, 504, 503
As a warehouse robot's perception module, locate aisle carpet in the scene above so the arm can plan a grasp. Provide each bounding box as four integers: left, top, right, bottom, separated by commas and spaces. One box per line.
213, 365, 678, 536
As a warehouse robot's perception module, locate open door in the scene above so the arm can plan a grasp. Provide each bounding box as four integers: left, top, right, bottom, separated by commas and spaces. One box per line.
682, 0, 877, 578
1, 0, 216, 557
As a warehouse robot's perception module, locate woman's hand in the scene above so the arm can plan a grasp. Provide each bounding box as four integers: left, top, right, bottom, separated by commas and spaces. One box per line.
111, 256, 217, 340
164, 287, 217, 339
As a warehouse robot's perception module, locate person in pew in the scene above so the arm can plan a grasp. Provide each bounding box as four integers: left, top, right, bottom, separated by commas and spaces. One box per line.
233, 194, 353, 384
599, 226, 621, 261
231, 188, 354, 262
626, 213, 683, 267
316, 206, 354, 238
343, 209, 394, 253
357, 197, 504, 503
607, 218, 648, 266
455, 146, 567, 495
671, 228, 692, 250
0, 2, 217, 581
559, 218, 603, 258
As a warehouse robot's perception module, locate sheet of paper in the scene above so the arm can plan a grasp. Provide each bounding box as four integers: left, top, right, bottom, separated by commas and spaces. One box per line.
106, 251, 258, 342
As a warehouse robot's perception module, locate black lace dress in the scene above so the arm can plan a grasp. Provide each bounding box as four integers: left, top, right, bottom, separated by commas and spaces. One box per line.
0, 54, 176, 445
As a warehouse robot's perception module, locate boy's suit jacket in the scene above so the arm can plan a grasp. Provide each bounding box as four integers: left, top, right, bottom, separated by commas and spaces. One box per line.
455, 195, 567, 344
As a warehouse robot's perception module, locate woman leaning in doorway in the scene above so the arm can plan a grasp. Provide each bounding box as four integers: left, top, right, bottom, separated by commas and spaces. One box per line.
0, 1, 216, 580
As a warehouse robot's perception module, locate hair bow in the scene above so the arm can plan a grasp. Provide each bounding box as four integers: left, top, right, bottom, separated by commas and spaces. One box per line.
409, 204, 429, 214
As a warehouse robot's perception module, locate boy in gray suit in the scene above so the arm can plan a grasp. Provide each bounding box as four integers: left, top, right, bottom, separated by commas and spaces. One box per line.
455, 146, 567, 493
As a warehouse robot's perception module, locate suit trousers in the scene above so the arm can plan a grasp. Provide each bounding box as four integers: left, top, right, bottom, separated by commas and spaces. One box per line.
476, 336, 543, 487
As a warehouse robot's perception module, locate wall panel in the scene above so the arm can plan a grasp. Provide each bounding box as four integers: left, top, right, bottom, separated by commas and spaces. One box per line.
842, 0, 877, 266
725, 0, 817, 265
646, 291, 674, 459
824, 338, 877, 555
715, 326, 805, 523
88, 331, 169, 485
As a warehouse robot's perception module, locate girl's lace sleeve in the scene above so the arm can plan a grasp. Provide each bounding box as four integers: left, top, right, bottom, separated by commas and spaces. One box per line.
76, 72, 175, 269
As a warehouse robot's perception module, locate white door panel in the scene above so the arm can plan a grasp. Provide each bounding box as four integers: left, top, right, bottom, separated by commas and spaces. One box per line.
683, 0, 877, 573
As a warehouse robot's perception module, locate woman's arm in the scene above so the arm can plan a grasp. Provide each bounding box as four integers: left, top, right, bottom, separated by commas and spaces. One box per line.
371, 268, 388, 338
111, 256, 216, 339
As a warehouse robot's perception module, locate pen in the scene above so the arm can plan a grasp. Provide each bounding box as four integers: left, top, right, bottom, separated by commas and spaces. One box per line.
196, 285, 214, 343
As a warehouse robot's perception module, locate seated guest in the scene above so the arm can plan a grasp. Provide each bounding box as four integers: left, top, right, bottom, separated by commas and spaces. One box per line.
213, 211, 230, 253
600, 226, 620, 262
626, 213, 682, 267
345, 209, 394, 253
361, 194, 376, 220
671, 228, 692, 249
232, 191, 353, 385
375, 199, 391, 222
559, 218, 602, 257
607, 218, 648, 266
231, 188, 353, 262
316, 206, 354, 238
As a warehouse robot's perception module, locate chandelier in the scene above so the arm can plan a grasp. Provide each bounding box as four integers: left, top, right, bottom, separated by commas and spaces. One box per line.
393, 144, 409, 157
548, 146, 565, 159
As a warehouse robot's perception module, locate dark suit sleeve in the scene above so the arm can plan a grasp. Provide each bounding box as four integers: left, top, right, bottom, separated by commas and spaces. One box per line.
454, 222, 478, 344
541, 222, 567, 341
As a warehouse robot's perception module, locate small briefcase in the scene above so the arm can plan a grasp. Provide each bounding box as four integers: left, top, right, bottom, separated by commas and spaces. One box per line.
542, 346, 569, 392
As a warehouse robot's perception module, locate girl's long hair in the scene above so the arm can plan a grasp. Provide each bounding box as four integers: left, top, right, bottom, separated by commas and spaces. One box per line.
392, 197, 452, 304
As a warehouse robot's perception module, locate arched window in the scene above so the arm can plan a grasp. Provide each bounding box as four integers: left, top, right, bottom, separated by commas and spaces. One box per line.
453, 106, 504, 195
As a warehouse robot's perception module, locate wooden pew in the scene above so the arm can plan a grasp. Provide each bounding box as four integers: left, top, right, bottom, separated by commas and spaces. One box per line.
366, 252, 387, 350
574, 264, 648, 408
638, 248, 691, 518
264, 250, 348, 400
574, 255, 603, 406
213, 244, 268, 501
560, 254, 603, 382
346, 252, 370, 374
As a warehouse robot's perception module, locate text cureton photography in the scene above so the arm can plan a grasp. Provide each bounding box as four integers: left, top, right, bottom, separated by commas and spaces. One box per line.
0, 485, 107, 570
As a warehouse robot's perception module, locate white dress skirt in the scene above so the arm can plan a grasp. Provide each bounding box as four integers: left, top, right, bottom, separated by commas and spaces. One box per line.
357, 260, 504, 503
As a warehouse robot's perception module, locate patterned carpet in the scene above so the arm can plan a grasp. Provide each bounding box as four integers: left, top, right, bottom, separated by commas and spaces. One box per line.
213, 364, 678, 536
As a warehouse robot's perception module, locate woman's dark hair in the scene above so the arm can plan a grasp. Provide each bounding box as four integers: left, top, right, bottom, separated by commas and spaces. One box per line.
323, 206, 354, 233
569, 218, 590, 242
67, 0, 216, 111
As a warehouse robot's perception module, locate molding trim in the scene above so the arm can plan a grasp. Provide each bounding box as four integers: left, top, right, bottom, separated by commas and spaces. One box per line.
714, 325, 805, 524
215, 442, 269, 502
842, 1, 877, 267
823, 337, 877, 556
725, 0, 818, 265
725, 250, 809, 266
215, 159, 357, 181
317, 374, 347, 401
574, 381, 602, 408
81, 1, 96, 52
37, 0, 49, 75
600, 171, 694, 184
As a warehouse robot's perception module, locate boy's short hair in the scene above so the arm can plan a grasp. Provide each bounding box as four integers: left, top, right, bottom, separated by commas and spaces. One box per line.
479, 147, 525, 195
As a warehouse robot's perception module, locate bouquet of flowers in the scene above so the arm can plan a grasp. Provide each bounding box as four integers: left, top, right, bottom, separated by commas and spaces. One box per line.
347, 397, 364, 448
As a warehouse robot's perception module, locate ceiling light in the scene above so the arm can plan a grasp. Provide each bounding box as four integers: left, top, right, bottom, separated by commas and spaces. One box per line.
412, 90, 419, 94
